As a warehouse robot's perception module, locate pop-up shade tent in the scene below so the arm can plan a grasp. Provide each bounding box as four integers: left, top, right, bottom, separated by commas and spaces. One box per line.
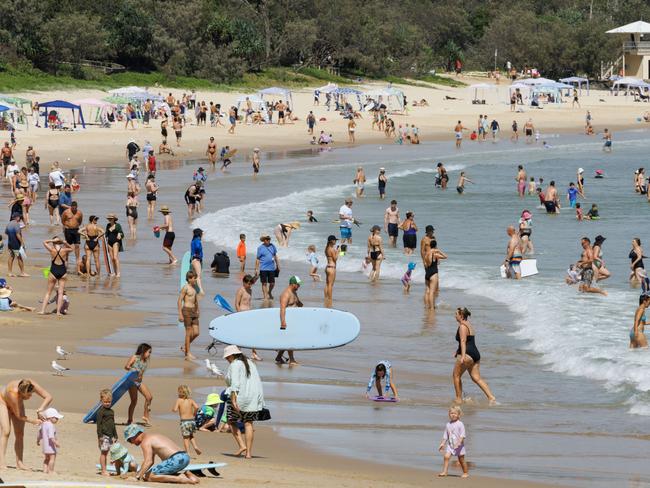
559, 76, 590, 96
468, 83, 499, 103
612, 76, 650, 96
73, 98, 116, 124
334, 87, 365, 110
517, 77, 557, 86
0, 104, 10, 113
236, 95, 269, 122
39, 100, 85, 128
108, 86, 148, 96
365, 87, 404, 112
258, 87, 293, 109
315, 83, 338, 94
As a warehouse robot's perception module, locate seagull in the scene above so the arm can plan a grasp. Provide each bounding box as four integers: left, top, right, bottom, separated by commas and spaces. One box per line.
56, 346, 71, 360
51, 360, 70, 376
204, 359, 222, 376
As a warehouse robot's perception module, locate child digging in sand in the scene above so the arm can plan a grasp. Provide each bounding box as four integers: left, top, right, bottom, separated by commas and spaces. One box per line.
172, 385, 202, 456
438, 405, 468, 478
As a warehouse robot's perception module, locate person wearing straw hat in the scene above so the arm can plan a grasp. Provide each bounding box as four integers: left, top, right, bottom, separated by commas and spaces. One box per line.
105, 214, 124, 277
7, 193, 24, 221
273, 221, 300, 248
223, 345, 265, 458
0, 284, 34, 312
159, 206, 177, 264
39, 236, 73, 315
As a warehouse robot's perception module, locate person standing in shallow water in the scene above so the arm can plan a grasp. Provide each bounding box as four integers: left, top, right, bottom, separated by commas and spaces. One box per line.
452, 308, 496, 405
324, 235, 338, 307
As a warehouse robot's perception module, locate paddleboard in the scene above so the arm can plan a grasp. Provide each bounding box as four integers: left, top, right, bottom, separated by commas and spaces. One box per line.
500, 258, 538, 278
83, 371, 138, 423
214, 294, 235, 314
102, 236, 113, 275
370, 396, 398, 403
98, 462, 226, 476
209, 307, 360, 350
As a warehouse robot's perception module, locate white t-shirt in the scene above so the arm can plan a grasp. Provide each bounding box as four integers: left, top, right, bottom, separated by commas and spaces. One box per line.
339, 204, 353, 228
5, 164, 18, 179
49, 169, 65, 187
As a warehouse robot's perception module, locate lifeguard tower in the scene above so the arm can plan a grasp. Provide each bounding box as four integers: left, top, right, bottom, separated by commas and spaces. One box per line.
605, 21, 650, 80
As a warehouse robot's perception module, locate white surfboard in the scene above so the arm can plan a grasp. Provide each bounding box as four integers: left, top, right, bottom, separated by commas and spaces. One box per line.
209, 307, 360, 350
500, 258, 538, 278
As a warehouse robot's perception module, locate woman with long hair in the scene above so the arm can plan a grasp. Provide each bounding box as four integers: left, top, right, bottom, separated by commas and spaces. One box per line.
223, 345, 265, 459
324, 235, 339, 307
125, 343, 153, 426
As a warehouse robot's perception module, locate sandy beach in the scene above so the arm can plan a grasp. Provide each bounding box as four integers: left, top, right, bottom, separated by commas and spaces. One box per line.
2, 77, 650, 487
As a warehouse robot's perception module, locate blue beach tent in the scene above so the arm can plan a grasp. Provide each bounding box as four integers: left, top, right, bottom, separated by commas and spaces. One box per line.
39, 100, 86, 128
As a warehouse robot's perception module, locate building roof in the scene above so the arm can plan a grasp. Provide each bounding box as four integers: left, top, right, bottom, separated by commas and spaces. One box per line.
606, 21, 650, 34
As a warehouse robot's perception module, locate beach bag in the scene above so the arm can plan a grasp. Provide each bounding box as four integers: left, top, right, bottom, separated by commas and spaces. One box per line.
258, 408, 271, 421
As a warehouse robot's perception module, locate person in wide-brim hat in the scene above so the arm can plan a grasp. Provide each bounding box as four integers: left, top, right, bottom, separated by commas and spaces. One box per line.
159, 206, 171, 214
106, 213, 118, 220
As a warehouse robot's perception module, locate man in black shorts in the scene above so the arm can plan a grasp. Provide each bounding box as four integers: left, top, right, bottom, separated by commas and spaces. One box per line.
255, 234, 279, 300
61, 201, 83, 273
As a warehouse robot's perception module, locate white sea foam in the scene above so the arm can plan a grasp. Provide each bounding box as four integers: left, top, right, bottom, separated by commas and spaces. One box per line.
196, 158, 650, 416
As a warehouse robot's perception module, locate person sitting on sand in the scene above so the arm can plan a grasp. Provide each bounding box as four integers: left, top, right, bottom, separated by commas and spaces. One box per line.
124, 424, 199, 484
366, 361, 398, 399
158, 140, 174, 156
0, 283, 34, 312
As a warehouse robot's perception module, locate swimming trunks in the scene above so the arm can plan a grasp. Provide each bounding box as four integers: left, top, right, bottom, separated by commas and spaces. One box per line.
146, 192, 156, 202
544, 201, 556, 213
64, 228, 80, 245
182, 307, 199, 328
340, 227, 352, 239
581, 268, 594, 286
163, 231, 175, 249
387, 223, 398, 237
259, 270, 275, 284
180, 419, 196, 438
148, 451, 190, 475
456, 186, 464, 194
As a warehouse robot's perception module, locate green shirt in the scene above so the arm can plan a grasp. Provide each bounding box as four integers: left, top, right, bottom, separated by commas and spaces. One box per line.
96, 406, 117, 439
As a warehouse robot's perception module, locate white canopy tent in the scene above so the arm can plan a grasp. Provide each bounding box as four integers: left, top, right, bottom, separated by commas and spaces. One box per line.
258, 87, 293, 110
315, 83, 338, 94
0, 101, 28, 130
108, 86, 148, 96
612, 76, 650, 96
559, 76, 590, 96
365, 87, 405, 112
516, 77, 557, 86
73, 98, 117, 125
468, 83, 499, 103
236, 95, 269, 122
508, 83, 532, 104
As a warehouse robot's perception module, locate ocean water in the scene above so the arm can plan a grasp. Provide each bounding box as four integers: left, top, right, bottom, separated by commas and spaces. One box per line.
48, 129, 650, 486
191, 130, 650, 486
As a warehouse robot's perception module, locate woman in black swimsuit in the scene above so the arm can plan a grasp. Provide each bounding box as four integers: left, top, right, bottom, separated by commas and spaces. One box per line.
80, 215, 104, 276
366, 225, 384, 282
452, 308, 496, 404
46, 182, 60, 225
126, 191, 138, 240
105, 214, 124, 277
629, 238, 646, 284
38, 237, 73, 315
424, 239, 447, 310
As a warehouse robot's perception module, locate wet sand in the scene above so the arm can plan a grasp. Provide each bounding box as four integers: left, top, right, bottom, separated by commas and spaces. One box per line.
0, 146, 560, 487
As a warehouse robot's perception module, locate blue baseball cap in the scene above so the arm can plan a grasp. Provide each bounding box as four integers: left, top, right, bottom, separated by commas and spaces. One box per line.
0, 278, 6, 288
407, 262, 416, 271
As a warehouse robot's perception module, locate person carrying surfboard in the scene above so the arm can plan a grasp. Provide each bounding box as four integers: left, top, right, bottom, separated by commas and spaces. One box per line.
235, 274, 262, 361
275, 276, 303, 365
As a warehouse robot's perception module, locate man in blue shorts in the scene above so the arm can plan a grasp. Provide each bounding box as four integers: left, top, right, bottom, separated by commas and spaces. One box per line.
339, 199, 354, 244
384, 199, 400, 247
124, 424, 199, 484
255, 234, 279, 300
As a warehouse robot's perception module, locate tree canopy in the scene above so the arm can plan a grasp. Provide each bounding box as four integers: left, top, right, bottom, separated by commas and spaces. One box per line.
1, 0, 646, 82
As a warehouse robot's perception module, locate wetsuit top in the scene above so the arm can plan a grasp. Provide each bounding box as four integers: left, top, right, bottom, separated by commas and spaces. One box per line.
630, 250, 645, 269
455, 325, 481, 363
366, 360, 392, 393
191, 237, 203, 262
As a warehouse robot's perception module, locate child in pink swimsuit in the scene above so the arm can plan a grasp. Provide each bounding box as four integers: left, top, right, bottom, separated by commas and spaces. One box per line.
37, 407, 63, 474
